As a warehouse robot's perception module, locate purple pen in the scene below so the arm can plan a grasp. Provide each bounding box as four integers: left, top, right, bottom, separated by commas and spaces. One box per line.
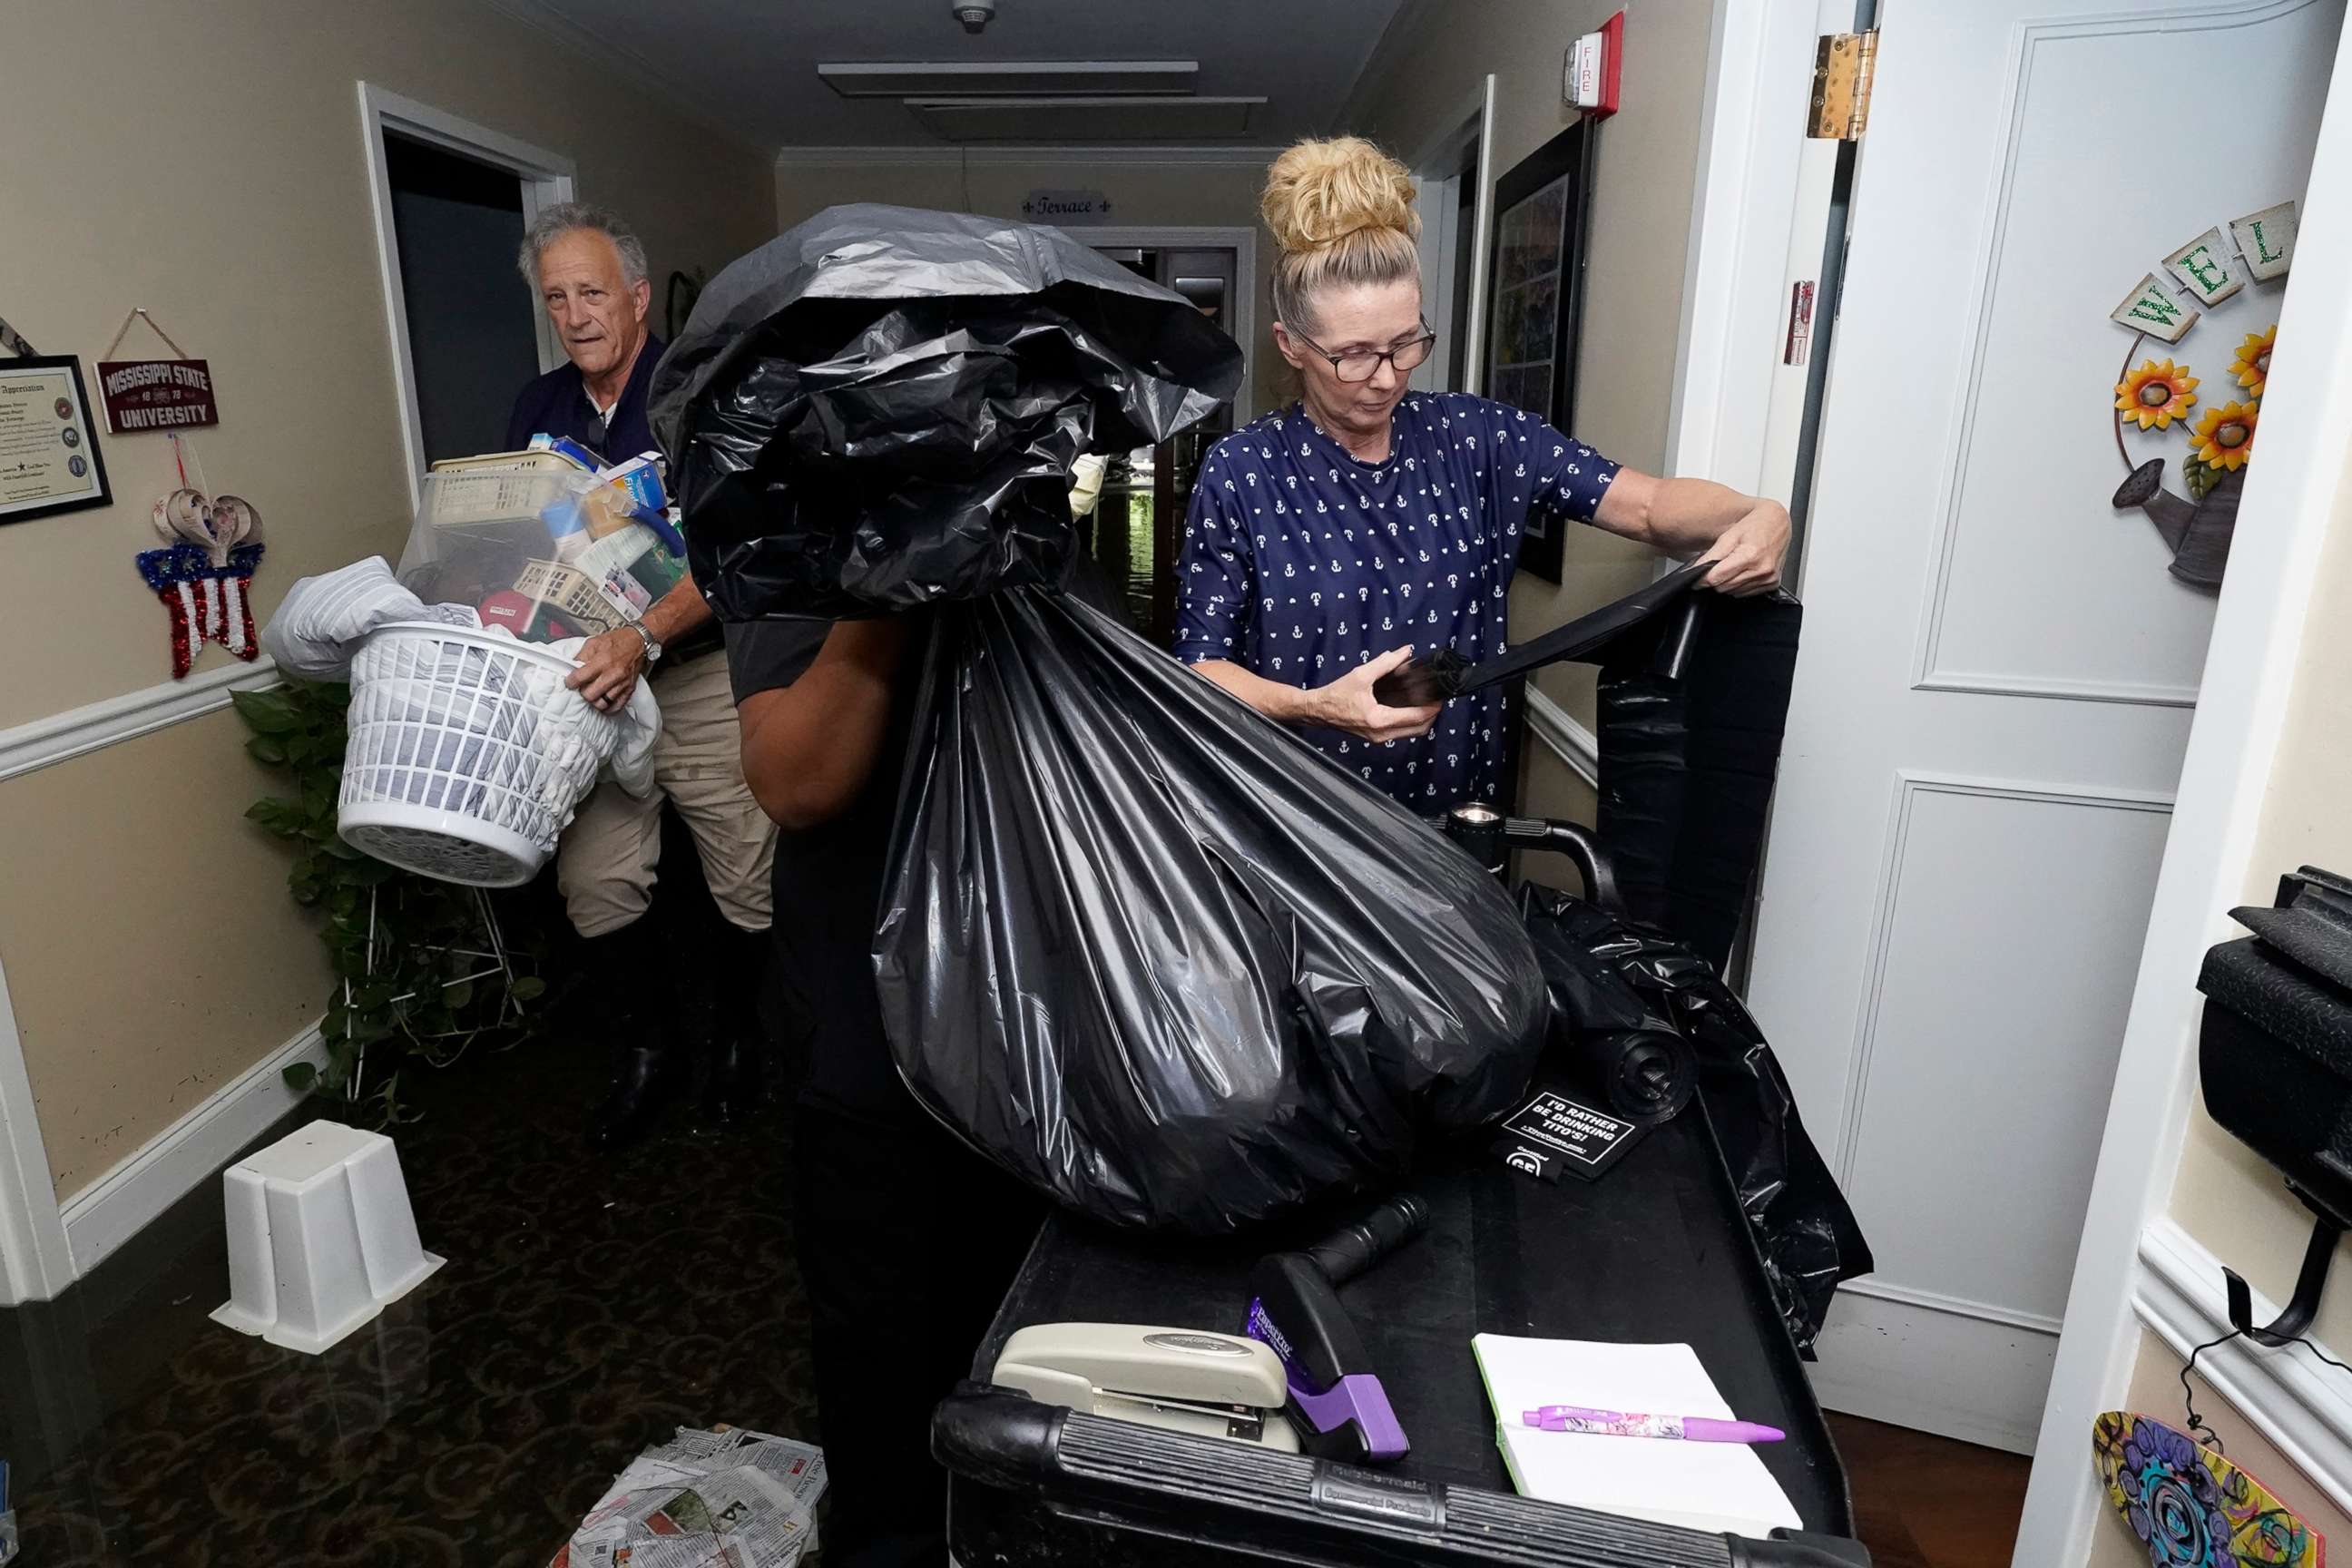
1522, 1405, 1785, 1444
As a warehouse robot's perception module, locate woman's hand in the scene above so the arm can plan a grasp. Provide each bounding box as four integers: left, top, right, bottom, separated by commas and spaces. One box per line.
1696, 499, 1791, 596
1594, 472, 1790, 595
1308, 645, 1443, 743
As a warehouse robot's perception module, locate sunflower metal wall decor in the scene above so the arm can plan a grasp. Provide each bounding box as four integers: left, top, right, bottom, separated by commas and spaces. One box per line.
2108, 203, 2296, 591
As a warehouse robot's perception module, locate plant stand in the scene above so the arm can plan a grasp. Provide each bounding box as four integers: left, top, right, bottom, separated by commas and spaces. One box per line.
347, 886, 518, 1102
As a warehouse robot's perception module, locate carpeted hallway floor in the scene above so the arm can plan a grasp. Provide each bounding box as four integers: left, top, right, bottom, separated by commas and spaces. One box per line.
0, 1028, 814, 1566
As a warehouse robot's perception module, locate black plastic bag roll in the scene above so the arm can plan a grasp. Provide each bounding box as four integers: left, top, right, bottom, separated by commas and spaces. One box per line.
1519, 891, 1695, 1125
1594, 592, 1803, 972
1519, 887, 1871, 1349
1581, 1029, 1696, 1124
1372, 561, 1713, 708
877, 587, 1550, 1234
651, 204, 1245, 622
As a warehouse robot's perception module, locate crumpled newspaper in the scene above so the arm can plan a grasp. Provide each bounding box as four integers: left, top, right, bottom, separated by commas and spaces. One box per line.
549, 1427, 826, 1568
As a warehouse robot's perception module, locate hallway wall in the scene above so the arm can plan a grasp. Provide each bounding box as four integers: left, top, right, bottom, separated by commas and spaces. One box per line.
2051, 19, 2352, 1540
2168, 431, 2352, 1352
0, 0, 773, 1222
2088, 430, 2352, 1552
1341, 0, 1723, 789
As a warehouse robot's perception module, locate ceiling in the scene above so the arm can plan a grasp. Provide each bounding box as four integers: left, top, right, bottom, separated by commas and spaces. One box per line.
495, 0, 1408, 148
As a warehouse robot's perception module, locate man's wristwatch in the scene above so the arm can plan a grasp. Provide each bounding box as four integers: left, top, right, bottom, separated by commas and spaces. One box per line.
626, 622, 663, 665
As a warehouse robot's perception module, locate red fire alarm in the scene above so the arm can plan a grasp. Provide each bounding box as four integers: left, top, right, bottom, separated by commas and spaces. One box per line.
1566, 11, 1624, 119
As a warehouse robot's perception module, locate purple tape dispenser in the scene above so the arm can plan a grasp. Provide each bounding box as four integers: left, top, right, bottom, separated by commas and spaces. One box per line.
1243, 1193, 1427, 1464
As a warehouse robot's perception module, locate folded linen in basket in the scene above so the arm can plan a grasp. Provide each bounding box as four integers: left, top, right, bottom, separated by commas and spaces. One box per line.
261, 557, 477, 681
540, 634, 659, 799
264, 557, 660, 800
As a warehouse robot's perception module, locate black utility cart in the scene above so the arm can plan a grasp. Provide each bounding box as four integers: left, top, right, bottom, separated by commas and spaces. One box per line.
935, 591, 1859, 1565
936, 1054, 1867, 1565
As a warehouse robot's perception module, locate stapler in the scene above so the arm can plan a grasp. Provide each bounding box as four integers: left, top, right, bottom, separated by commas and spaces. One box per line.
1244, 1192, 1427, 1464
991, 1323, 1301, 1451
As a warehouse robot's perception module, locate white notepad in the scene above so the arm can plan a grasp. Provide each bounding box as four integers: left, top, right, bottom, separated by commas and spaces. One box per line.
1472, 1335, 1803, 1540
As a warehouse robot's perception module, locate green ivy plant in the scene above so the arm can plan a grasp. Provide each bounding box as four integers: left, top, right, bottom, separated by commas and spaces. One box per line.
234, 681, 545, 1120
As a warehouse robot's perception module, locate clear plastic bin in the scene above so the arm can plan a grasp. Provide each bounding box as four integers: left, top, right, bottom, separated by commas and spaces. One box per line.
415, 461, 578, 562
397, 451, 687, 645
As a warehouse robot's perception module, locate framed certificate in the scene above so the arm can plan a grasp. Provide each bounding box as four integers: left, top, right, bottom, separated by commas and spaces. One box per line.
0, 356, 111, 524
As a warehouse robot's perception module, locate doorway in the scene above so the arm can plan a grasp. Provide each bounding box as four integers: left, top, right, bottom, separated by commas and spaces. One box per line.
382, 134, 541, 466
1089, 239, 1235, 645
357, 84, 575, 505
1091, 236, 1247, 432
1410, 76, 1498, 395
1066, 225, 1255, 646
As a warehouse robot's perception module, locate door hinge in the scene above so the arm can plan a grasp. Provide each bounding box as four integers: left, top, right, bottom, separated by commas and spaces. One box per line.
1808, 30, 1877, 141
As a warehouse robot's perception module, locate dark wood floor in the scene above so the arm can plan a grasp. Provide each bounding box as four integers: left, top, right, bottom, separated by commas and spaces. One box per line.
1830, 1413, 2033, 1567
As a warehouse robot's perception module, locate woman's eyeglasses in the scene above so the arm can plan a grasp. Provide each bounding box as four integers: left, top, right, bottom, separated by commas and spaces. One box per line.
1289, 321, 1437, 383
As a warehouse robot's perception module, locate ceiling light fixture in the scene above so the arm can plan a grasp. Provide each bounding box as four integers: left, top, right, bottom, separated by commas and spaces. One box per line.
817, 61, 1200, 98
906, 94, 1265, 142
954, 0, 995, 34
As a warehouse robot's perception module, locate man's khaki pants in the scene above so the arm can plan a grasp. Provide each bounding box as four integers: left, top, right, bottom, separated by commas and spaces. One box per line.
557, 651, 775, 938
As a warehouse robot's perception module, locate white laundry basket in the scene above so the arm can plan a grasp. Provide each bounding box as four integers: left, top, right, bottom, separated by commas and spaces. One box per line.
338, 622, 622, 887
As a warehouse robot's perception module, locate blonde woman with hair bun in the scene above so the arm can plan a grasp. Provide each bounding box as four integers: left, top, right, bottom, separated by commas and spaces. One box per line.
1178, 135, 1791, 810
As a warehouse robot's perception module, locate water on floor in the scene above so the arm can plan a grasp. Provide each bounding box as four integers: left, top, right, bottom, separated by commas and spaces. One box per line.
0, 993, 2036, 1566
0, 1031, 812, 1566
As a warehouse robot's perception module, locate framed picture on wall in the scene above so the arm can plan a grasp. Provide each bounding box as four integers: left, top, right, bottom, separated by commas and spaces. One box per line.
0, 355, 111, 525
1484, 121, 1598, 583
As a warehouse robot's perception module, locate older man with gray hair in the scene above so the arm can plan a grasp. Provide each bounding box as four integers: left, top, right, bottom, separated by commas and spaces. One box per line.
508, 201, 773, 1149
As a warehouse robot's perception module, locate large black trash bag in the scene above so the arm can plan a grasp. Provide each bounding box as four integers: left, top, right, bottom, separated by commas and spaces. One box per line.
1519, 887, 1872, 1349
651, 204, 1244, 622
877, 586, 1551, 1233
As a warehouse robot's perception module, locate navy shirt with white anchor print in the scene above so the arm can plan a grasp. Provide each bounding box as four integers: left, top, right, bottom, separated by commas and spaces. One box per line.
1175, 392, 1620, 809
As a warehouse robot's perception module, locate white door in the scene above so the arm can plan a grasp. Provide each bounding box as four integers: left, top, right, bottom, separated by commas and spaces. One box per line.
1745, 0, 2343, 1453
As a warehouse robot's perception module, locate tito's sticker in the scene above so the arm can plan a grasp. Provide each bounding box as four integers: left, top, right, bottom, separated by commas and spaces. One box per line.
1494, 1089, 1643, 1183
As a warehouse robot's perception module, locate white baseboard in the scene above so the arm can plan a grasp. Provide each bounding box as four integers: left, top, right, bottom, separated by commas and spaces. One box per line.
1806, 1279, 2060, 1453
2134, 1217, 2352, 1516
1521, 686, 1600, 787
59, 1020, 327, 1277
